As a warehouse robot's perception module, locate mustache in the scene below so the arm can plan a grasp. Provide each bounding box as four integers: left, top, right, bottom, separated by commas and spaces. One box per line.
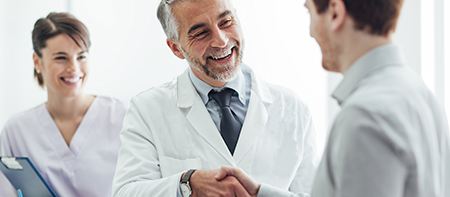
204, 42, 238, 60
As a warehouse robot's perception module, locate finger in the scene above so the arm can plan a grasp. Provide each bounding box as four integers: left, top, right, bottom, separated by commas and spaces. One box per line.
215, 166, 236, 180
233, 179, 251, 197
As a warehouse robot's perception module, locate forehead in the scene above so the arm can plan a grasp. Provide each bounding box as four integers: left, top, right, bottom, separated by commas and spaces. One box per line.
43, 34, 86, 53
172, 0, 234, 28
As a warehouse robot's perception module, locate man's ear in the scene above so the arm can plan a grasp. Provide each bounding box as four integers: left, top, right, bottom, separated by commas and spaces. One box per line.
329, 0, 347, 32
166, 38, 186, 59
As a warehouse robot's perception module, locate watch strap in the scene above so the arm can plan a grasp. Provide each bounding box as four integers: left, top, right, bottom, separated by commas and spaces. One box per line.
181, 169, 196, 184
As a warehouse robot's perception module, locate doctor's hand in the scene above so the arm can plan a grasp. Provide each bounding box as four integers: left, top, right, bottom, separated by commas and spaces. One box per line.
215, 166, 261, 197
186, 169, 251, 197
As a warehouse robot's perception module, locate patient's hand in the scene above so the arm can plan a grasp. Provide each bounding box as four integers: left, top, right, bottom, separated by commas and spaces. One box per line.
215, 166, 261, 197
188, 169, 251, 197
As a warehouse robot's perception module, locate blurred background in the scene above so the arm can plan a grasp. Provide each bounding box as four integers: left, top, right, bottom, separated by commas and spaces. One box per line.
0, 0, 449, 157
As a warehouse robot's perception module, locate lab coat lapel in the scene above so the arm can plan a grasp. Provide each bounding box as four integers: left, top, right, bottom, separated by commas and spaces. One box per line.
177, 71, 236, 166
234, 65, 272, 165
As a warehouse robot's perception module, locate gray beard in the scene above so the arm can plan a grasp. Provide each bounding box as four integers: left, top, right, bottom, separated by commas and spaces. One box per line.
182, 44, 244, 82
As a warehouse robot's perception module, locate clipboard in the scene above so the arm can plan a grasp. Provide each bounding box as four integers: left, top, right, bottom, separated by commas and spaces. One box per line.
0, 157, 57, 197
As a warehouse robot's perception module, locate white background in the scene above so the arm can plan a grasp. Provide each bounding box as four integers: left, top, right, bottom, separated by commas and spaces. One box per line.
0, 0, 448, 157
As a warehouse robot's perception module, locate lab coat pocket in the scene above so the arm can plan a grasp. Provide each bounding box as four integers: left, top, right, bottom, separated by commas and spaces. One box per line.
159, 156, 202, 177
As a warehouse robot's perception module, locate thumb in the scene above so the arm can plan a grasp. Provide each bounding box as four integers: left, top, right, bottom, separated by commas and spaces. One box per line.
215, 166, 233, 180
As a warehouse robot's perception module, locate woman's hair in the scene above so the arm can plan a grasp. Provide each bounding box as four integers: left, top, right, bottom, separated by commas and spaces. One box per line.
32, 12, 91, 87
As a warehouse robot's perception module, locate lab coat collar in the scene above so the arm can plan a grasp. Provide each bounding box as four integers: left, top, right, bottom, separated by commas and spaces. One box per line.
188, 66, 247, 105
332, 44, 405, 105
176, 63, 272, 165
177, 63, 273, 108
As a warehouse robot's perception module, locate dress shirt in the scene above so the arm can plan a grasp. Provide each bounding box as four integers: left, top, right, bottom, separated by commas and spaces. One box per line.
176, 67, 251, 197
188, 67, 251, 131
310, 44, 450, 197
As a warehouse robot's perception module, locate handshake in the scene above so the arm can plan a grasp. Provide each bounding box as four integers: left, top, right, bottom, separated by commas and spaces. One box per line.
183, 166, 261, 197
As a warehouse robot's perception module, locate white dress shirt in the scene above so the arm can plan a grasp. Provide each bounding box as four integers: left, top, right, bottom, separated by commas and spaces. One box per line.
310, 44, 450, 197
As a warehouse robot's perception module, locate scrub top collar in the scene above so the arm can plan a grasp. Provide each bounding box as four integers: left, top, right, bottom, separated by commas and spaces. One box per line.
188, 66, 247, 106
332, 44, 406, 105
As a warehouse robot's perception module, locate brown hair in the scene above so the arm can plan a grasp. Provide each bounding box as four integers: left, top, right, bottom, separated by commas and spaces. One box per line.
32, 12, 91, 87
313, 0, 404, 36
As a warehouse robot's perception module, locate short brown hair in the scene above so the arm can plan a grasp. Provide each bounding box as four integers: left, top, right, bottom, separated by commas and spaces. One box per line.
313, 0, 404, 36
32, 12, 91, 87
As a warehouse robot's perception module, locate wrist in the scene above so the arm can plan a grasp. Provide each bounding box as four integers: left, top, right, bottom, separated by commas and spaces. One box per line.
180, 169, 196, 197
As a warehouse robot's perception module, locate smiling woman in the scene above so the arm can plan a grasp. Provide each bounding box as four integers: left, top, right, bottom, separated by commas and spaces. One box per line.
0, 13, 129, 197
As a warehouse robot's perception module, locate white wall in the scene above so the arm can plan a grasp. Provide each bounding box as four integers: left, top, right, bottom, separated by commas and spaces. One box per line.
0, 0, 68, 132
0, 0, 448, 156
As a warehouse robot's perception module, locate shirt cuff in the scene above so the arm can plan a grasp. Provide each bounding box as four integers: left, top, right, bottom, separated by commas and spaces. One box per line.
257, 183, 309, 197
176, 173, 183, 197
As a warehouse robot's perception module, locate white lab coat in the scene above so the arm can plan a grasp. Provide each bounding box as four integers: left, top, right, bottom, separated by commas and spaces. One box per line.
112, 64, 318, 197
0, 96, 129, 197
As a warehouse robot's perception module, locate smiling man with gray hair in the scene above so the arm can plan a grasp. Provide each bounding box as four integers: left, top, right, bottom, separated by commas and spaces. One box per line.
112, 0, 318, 196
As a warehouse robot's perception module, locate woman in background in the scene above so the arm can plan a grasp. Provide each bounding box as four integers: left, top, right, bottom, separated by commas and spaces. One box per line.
0, 12, 128, 197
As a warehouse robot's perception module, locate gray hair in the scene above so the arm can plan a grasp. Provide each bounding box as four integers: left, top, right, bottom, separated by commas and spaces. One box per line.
157, 0, 183, 41
157, 0, 235, 41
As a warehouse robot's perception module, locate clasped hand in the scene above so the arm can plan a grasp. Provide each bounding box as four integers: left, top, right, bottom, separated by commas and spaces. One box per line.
187, 167, 261, 197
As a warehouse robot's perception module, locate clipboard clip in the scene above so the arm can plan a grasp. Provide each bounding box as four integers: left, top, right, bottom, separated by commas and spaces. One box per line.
1, 157, 23, 170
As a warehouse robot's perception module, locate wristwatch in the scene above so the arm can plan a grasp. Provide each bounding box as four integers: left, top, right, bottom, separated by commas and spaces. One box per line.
180, 169, 196, 197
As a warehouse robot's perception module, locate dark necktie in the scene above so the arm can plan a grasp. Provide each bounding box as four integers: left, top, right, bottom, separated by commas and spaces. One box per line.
209, 88, 242, 155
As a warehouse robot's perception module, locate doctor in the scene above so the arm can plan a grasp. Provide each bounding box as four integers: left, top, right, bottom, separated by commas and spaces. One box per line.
216, 0, 450, 196
112, 0, 318, 196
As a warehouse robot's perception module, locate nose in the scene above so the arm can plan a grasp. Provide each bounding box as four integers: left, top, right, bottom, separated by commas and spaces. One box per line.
66, 57, 81, 72
210, 28, 228, 48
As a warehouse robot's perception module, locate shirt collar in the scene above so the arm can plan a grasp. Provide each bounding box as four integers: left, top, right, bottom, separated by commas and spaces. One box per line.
332, 44, 406, 105
188, 67, 247, 105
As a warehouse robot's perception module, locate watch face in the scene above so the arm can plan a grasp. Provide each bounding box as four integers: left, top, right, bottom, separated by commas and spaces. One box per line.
180, 183, 191, 197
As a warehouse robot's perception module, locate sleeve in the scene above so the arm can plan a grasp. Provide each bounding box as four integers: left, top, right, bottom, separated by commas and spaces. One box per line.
0, 126, 13, 157
327, 106, 408, 197
258, 104, 319, 197
111, 98, 182, 197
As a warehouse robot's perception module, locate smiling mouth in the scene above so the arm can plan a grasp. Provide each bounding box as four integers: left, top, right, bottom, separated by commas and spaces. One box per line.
61, 77, 82, 83
208, 47, 234, 61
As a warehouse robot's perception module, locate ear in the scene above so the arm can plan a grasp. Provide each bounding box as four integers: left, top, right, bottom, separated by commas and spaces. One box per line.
33, 52, 42, 71
329, 0, 347, 32
166, 38, 186, 59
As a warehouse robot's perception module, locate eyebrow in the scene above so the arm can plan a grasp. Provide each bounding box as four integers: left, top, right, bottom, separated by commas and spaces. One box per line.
52, 51, 87, 56
187, 10, 233, 35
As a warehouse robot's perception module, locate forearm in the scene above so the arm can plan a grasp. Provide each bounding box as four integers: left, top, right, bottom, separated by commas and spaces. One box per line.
113, 172, 183, 197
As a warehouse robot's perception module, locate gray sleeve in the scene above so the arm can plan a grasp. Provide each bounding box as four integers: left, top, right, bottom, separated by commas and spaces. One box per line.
327, 106, 408, 197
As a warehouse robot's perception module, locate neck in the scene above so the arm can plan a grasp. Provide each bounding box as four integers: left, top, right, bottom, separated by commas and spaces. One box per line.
337, 31, 392, 74
191, 66, 227, 88
46, 92, 94, 121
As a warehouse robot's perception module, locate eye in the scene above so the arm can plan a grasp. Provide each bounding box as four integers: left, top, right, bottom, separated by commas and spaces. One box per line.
78, 55, 87, 60
220, 19, 232, 27
193, 31, 208, 39
55, 56, 66, 60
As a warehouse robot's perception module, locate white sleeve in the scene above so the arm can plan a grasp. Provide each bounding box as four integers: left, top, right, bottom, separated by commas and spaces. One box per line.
112, 98, 182, 197
258, 105, 318, 197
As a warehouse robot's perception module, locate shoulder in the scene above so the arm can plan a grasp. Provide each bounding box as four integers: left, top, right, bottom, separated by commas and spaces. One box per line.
95, 95, 130, 110
93, 96, 130, 120
265, 81, 310, 112
2, 104, 45, 132
131, 77, 178, 105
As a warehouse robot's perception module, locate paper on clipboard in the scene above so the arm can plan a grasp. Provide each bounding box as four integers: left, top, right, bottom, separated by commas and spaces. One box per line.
1, 157, 23, 170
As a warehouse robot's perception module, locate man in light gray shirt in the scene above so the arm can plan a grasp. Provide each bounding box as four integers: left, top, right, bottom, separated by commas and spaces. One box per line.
216, 0, 450, 196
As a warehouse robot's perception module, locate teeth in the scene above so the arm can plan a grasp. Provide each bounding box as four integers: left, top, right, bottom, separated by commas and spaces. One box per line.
63, 77, 81, 83
211, 51, 232, 60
